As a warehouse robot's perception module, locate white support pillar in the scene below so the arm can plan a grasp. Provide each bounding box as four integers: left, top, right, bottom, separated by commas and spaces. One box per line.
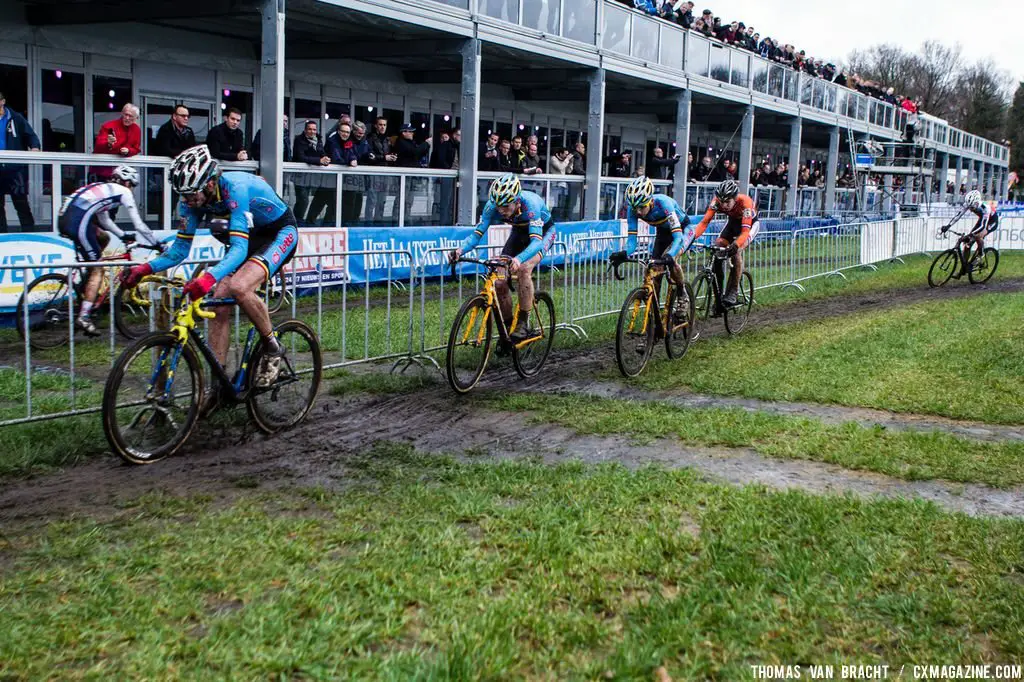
672, 90, 691, 209
259, 0, 286, 193
784, 117, 801, 214
737, 104, 755, 196
824, 126, 840, 213
954, 156, 964, 198
937, 152, 950, 203
457, 38, 481, 226
584, 68, 605, 220
882, 142, 895, 213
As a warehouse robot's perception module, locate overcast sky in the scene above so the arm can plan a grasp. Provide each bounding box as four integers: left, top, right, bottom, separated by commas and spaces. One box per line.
713, 1, 1024, 84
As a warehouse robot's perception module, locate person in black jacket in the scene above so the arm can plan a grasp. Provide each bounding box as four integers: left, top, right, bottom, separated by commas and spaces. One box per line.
251, 114, 291, 163
292, 119, 333, 226
648, 147, 680, 180
395, 123, 432, 224
0, 91, 41, 231
206, 107, 248, 161
605, 152, 631, 178
153, 105, 196, 158
430, 128, 459, 225
365, 116, 397, 223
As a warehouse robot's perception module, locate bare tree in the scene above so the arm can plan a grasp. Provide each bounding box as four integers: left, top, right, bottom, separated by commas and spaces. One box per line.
845, 44, 915, 95
951, 59, 1011, 139
907, 41, 963, 119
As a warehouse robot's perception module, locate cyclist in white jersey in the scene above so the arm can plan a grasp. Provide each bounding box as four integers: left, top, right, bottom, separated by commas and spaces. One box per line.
58, 165, 159, 335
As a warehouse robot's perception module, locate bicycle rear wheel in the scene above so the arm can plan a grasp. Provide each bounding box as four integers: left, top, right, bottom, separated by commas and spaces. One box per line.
16, 273, 75, 350
690, 273, 714, 342
927, 249, 958, 287
665, 281, 695, 359
247, 319, 323, 433
265, 270, 288, 314
968, 248, 999, 284
512, 291, 556, 378
615, 287, 656, 378
724, 271, 754, 335
446, 295, 493, 394
102, 332, 204, 464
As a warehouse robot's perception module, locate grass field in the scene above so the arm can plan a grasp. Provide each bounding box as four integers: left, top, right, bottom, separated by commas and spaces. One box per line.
1, 444, 1022, 680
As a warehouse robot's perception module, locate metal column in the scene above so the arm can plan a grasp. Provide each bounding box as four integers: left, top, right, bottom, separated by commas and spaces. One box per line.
737, 104, 755, 196
457, 38, 481, 226
985, 163, 994, 198
672, 90, 691, 207
937, 152, 949, 203
882, 142, 895, 213
259, 0, 286, 193
584, 68, 605, 220
784, 117, 801, 214
824, 126, 840, 213
953, 156, 963, 198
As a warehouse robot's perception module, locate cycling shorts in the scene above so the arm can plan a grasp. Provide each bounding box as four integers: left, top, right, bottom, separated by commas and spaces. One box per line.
718, 216, 760, 245
970, 214, 998, 237
59, 207, 103, 261
652, 230, 676, 260
241, 208, 299, 281
500, 219, 556, 260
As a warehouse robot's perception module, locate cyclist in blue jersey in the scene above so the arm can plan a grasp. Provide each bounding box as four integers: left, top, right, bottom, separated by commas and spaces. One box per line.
608, 176, 696, 292
120, 145, 298, 388
448, 174, 556, 342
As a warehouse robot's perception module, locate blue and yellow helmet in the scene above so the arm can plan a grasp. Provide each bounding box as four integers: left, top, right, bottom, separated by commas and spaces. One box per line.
489, 173, 521, 206
625, 176, 655, 209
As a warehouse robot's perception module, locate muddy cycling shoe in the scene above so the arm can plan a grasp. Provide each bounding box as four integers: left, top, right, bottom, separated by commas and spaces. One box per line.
255, 336, 285, 388
509, 313, 540, 344
76, 315, 100, 337
721, 290, 739, 308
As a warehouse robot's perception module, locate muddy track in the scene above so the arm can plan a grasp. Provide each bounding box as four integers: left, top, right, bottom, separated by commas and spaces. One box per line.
2, 389, 1022, 523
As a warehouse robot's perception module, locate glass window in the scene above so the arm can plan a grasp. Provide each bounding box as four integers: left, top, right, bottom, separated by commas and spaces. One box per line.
325, 100, 350, 128
562, 0, 596, 44
709, 44, 729, 83
602, 3, 631, 54
294, 98, 321, 128
686, 33, 710, 77
410, 111, 430, 144
730, 52, 748, 87
41, 68, 85, 152
751, 58, 768, 93
481, 0, 518, 23
92, 75, 133, 141
522, 0, 559, 34
0, 65, 28, 117
494, 121, 514, 142
659, 25, 683, 69
631, 15, 658, 63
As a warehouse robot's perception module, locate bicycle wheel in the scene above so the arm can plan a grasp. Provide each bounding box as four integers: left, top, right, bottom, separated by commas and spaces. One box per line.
512, 291, 556, 378
724, 271, 754, 335
113, 284, 155, 340
690, 273, 714, 342
665, 281, 695, 359
102, 332, 204, 464
247, 319, 323, 433
927, 249, 959, 288
446, 295, 493, 394
615, 287, 656, 378
968, 248, 999, 285
265, 270, 287, 314
16, 273, 75, 350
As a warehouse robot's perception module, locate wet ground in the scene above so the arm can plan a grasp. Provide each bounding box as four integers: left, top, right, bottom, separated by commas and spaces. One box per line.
2, 276, 1023, 524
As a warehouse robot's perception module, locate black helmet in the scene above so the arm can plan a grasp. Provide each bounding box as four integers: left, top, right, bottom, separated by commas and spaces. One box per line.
715, 179, 739, 201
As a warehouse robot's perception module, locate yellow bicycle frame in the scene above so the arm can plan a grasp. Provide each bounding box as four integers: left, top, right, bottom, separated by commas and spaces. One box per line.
460, 266, 536, 349
170, 298, 216, 344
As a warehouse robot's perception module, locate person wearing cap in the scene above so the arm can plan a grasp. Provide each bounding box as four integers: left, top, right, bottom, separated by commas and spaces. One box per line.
395, 123, 432, 223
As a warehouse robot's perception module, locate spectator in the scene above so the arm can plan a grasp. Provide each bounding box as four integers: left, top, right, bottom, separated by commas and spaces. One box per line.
693, 156, 716, 182
395, 123, 431, 167
571, 141, 586, 175
725, 160, 738, 180
606, 151, 631, 178
207, 107, 249, 161
510, 136, 527, 172
633, 0, 658, 16
153, 104, 196, 158
773, 162, 788, 187
326, 120, 361, 167
0, 90, 40, 231
496, 139, 517, 172
750, 168, 763, 186
430, 128, 459, 225
251, 114, 291, 163
568, 141, 586, 214
94, 103, 141, 159
549, 147, 573, 174
902, 97, 919, 143
292, 119, 333, 226
480, 132, 500, 171
648, 146, 680, 180
521, 141, 543, 175
366, 116, 397, 223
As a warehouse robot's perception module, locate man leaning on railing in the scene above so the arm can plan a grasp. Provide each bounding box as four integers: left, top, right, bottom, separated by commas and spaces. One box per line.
0, 90, 40, 232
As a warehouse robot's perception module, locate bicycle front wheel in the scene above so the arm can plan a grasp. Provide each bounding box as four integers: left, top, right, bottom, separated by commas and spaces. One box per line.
928, 249, 958, 288
16, 273, 74, 350
102, 332, 204, 464
113, 284, 154, 340
512, 291, 556, 378
665, 281, 695, 359
968, 248, 999, 284
724, 271, 754, 335
615, 287, 656, 378
690, 273, 714, 342
446, 295, 493, 394
247, 319, 323, 434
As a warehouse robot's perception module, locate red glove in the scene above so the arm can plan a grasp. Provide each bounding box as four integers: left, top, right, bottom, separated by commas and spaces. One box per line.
183, 272, 216, 301
119, 263, 152, 289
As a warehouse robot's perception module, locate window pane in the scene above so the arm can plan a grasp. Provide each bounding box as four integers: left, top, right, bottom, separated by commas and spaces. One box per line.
219, 89, 254, 143
92, 75, 133, 142
563, 0, 596, 44
709, 44, 729, 82
41, 69, 85, 152
522, 0, 559, 34
0, 64, 28, 117
602, 3, 631, 54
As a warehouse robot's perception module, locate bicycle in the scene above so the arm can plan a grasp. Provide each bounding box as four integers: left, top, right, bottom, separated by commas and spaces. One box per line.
611, 255, 695, 378
927, 225, 999, 287
445, 256, 556, 394
690, 244, 755, 338
102, 295, 323, 464
16, 241, 164, 350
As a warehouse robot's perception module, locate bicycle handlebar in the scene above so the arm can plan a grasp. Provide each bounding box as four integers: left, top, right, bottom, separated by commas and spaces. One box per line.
610, 255, 674, 281
449, 254, 512, 278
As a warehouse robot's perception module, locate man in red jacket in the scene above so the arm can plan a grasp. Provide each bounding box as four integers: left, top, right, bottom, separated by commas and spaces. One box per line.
93, 103, 141, 181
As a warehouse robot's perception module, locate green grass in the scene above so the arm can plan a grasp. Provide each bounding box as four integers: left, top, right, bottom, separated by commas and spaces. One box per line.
631, 289, 1024, 424
488, 393, 1024, 488
1, 443, 1022, 679
0, 415, 108, 475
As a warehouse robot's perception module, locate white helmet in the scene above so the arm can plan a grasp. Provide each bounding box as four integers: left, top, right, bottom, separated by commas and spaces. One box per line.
964, 190, 982, 209
111, 165, 139, 187
170, 145, 218, 195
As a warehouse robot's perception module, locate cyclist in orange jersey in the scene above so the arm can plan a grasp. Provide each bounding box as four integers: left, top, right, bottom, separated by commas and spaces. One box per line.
693, 179, 760, 309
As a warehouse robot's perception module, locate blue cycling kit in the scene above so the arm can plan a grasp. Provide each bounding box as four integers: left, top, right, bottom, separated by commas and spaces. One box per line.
625, 193, 693, 258
149, 172, 298, 282
460, 190, 554, 263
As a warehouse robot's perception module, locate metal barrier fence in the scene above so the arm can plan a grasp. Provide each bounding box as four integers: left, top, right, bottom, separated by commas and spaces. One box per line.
0, 214, 985, 427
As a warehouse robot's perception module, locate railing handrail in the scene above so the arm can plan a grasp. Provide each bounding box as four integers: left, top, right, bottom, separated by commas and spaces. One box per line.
0, 149, 258, 170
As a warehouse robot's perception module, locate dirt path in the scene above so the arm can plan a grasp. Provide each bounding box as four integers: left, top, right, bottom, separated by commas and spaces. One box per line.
2, 389, 1023, 524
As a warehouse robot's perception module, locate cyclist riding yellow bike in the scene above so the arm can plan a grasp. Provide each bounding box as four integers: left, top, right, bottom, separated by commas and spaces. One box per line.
448, 174, 557, 342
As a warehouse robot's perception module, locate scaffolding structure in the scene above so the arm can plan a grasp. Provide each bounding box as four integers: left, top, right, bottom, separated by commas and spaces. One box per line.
850, 135, 935, 213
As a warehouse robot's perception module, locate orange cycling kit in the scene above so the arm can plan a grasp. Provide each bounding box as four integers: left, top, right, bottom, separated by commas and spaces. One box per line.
694, 193, 760, 247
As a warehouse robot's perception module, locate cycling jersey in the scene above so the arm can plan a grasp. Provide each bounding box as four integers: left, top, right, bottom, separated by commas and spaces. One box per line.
149, 172, 297, 282
461, 190, 554, 263
58, 182, 157, 261
625, 193, 693, 259
695, 193, 758, 247
968, 201, 999, 235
